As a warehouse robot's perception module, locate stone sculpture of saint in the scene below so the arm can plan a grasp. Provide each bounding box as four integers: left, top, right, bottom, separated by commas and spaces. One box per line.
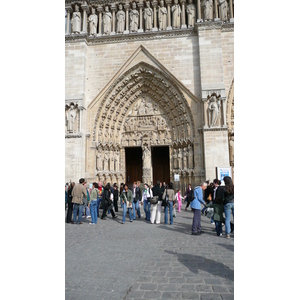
88, 7, 98, 36
173, 149, 178, 169
186, 0, 196, 28
218, 0, 228, 21
129, 2, 139, 32
171, 0, 181, 29
203, 0, 213, 20
116, 4, 125, 33
158, 0, 167, 30
66, 104, 77, 132
103, 6, 112, 35
208, 95, 220, 127
144, 1, 153, 31
71, 5, 81, 34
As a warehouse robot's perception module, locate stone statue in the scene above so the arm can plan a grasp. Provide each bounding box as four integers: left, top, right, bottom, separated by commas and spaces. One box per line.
177, 148, 182, 169
115, 149, 120, 171
88, 7, 98, 36
96, 151, 102, 170
129, 2, 139, 32
188, 144, 193, 168
142, 146, 151, 168
171, 0, 181, 29
158, 0, 167, 30
218, 0, 228, 21
173, 149, 178, 169
144, 1, 153, 31
186, 0, 196, 28
66, 104, 77, 133
183, 148, 187, 169
208, 95, 220, 127
103, 6, 112, 34
104, 151, 109, 170
116, 4, 125, 33
71, 5, 81, 34
203, 0, 213, 20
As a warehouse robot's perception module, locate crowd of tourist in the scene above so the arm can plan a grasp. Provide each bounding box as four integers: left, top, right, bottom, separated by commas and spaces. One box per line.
65, 176, 234, 237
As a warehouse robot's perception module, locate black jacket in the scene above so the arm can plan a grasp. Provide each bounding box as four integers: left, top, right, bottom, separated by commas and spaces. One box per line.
214, 186, 225, 204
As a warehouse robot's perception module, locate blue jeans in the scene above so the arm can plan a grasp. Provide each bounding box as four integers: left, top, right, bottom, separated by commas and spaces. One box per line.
144, 200, 151, 221
121, 202, 127, 222
215, 221, 223, 236
224, 202, 234, 234
132, 199, 140, 219
90, 200, 97, 224
164, 201, 173, 224
73, 204, 83, 223
86, 205, 91, 217
97, 198, 102, 217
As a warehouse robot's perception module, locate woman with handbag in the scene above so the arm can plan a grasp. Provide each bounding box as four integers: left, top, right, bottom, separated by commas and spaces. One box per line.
162, 182, 175, 225
120, 184, 133, 223
101, 183, 118, 220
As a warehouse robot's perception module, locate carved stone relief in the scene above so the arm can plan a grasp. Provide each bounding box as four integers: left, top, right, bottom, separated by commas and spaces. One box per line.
65, 103, 79, 134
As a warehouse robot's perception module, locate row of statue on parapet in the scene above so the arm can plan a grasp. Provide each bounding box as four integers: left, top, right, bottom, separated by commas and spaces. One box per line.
67, 0, 231, 36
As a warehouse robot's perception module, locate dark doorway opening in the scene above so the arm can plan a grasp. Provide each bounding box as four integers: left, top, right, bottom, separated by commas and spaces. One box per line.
125, 147, 142, 187
152, 146, 170, 185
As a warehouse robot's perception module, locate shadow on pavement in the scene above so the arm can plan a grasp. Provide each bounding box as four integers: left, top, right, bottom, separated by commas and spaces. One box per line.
164, 250, 234, 281
217, 243, 234, 252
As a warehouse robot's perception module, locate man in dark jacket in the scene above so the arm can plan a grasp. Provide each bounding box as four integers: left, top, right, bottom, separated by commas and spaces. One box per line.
132, 181, 142, 219
185, 183, 193, 211
101, 183, 118, 220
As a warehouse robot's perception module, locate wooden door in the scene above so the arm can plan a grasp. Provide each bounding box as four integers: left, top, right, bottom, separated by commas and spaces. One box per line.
125, 147, 143, 186
152, 146, 170, 185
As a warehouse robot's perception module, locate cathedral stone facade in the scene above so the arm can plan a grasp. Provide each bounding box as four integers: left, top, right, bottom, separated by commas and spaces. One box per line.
65, 0, 234, 190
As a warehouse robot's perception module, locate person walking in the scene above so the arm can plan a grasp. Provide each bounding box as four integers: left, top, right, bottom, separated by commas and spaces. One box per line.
113, 183, 119, 213
150, 181, 162, 224
71, 178, 87, 224
66, 182, 75, 223
101, 183, 118, 220
89, 182, 99, 225
162, 182, 175, 225
190, 182, 207, 235
97, 181, 103, 218
175, 189, 182, 212
120, 184, 133, 223
132, 182, 141, 219
185, 183, 193, 211
223, 176, 234, 238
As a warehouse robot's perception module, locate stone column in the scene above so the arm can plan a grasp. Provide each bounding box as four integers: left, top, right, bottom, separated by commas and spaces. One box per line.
138, 1, 144, 33
180, 0, 187, 29
152, 0, 158, 31
65, 6, 72, 35
111, 3, 116, 34
97, 5, 103, 35
229, 0, 234, 21
166, 0, 172, 30
82, 3, 89, 33
214, 0, 219, 20
124, 2, 130, 34
197, 0, 202, 22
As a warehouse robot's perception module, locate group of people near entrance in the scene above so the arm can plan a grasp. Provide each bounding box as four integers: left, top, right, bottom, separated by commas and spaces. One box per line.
65, 176, 234, 237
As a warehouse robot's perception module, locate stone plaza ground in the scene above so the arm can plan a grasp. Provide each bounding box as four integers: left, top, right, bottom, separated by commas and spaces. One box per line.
65, 207, 234, 300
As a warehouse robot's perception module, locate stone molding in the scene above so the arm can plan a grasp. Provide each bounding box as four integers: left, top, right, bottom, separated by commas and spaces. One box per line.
65, 133, 83, 138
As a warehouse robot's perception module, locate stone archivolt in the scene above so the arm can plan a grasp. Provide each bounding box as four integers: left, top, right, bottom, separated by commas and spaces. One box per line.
92, 61, 196, 184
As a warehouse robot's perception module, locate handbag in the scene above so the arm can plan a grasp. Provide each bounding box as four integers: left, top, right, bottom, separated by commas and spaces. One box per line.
149, 196, 159, 205
123, 193, 132, 208
162, 190, 168, 207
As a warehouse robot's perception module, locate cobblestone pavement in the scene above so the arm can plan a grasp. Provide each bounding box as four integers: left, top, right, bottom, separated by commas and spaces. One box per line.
65, 206, 234, 300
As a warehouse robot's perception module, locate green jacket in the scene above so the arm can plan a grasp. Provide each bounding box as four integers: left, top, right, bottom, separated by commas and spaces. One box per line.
120, 190, 133, 203
206, 203, 224, 222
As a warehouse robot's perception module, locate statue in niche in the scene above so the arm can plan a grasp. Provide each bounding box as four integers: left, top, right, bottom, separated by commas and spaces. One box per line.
218, 0, 228, 22
115, 149, 120, 171
129, 2, 139, 32
138, 97, 146, 115
116, 4, 125, 33
229, 133, 234, 166
158, 0, 167, 30
173, 149, 178, 169
144, 1, 153, 31
103, 6, 112, 35
203, 0, 213, 20
183, 148, 187, 169
66, 104, 77, 133
88, 7, 98, 36
188, 144, 193, 168
142, 145, 151, 168
208, 94, 221, 127
96, 151, 102, 171
104, 151, 109, 170
177, 148, 182, 169
186, 0, 196, 28
171, 0, 181, 29
71, 4, 81, 34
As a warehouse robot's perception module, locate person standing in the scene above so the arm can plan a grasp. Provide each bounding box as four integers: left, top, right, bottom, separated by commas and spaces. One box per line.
120, 184, 133, 223
185, 183, 193, 211
113, 183, 119, 212
66, 182, 75, 223
71, 178, 87, 224
211, 179, 224, 225
223, 176, 234, 238
150, 181, 162, 224
97, 181, 103, 218
206, 194, 225, 236
132, 182, 141, 220
89, 182, 99, 225
190, 182, 207, 235
101, 183, 117, 220
142, 183, 152, 221
162, 182, 175, 225
175, 189, 182, 212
